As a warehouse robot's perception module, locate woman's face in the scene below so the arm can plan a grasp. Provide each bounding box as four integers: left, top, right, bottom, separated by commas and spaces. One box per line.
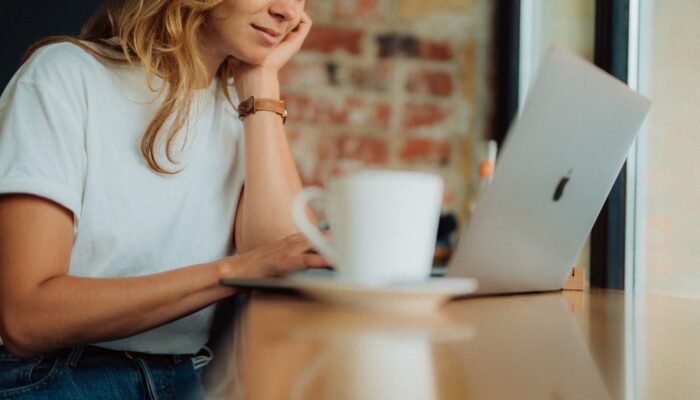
204, 0, 305, 65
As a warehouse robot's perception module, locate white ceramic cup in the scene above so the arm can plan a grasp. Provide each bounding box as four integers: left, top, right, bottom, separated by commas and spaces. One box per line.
291, 169, 444, 285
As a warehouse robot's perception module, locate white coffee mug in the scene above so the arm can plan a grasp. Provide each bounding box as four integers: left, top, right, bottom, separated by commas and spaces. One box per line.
291, 169, 444, 285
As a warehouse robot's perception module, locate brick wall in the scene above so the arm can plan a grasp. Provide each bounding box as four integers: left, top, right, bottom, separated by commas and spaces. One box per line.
284, 0, 495, 225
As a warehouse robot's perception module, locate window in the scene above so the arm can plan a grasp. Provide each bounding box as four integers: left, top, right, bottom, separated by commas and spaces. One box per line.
632, 0, 700, 297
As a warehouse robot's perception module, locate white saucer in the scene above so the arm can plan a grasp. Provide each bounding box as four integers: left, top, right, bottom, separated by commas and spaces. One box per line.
287, 276, 478, 313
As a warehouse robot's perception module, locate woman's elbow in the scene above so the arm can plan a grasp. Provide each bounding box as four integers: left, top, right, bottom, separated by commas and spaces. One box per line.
0, 309, 44, 358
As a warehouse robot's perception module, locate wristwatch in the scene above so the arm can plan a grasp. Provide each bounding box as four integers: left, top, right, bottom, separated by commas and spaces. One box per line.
236, 96, 287, 124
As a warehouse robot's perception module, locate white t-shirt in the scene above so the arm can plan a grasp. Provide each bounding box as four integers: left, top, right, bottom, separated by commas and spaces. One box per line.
0, 43, 246, 354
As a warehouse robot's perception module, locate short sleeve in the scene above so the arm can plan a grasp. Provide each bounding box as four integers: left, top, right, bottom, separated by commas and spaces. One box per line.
0, 80, 87, 226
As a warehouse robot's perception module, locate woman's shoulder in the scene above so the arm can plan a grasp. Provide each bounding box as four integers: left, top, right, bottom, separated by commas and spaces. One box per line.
16, 41, 114, 89
29, 41, 97, 64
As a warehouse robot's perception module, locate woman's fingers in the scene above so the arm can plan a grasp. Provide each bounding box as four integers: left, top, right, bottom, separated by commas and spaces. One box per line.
279, 252, 332, 273
296, 11, 313, 36
300, 252, 332, 268
284, 232, 314, 252
275, 233, 333, 271
287, 11, 312, 37
261, 12, 312, 70
223, 231, 333, 279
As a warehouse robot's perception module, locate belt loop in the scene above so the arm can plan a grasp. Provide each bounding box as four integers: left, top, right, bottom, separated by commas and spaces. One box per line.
192, 345, 214, 370
66, 345, 84, 368
124, 351, 158, 400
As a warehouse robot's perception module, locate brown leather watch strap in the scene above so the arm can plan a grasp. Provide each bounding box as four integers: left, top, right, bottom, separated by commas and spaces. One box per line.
237, 96, 287, 124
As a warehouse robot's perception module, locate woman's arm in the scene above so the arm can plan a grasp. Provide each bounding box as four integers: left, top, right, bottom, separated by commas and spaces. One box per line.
233, 12, 314, 252
235, 76, 305, 251
0, 195, 327, 358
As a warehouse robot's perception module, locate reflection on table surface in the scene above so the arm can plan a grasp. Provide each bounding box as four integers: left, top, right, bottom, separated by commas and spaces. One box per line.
205, 290, 700, 400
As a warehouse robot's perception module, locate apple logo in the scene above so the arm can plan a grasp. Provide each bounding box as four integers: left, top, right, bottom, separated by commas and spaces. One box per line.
553, 170, 573, 202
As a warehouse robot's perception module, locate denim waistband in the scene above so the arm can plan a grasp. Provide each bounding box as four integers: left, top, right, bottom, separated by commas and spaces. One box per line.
1, 345, 213, 369
57, 346, 191, 366
77, 345, 209, 367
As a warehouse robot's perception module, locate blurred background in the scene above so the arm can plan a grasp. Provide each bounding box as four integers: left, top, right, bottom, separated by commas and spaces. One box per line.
0, 0, 102, 89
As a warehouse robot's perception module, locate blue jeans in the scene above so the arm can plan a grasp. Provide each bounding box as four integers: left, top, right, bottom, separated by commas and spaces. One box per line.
0, 345, 209, 399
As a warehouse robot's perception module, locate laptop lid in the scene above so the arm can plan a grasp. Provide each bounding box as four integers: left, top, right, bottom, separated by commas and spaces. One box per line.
446, 48, 651, 294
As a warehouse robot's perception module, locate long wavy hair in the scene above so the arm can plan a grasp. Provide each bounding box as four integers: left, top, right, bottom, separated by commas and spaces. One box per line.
23, 0, 238, 174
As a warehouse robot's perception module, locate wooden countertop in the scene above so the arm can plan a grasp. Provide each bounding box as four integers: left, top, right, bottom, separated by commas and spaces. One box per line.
204, 289, 700, 400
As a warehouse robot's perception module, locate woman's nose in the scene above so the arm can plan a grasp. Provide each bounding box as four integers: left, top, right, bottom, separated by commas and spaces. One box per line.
269, 0, 301, 22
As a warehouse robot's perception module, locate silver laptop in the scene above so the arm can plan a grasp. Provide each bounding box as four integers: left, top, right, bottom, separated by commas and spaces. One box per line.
446, 47, 651, 294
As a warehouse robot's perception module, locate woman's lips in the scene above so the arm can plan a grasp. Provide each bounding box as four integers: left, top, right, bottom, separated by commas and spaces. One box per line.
252, 24, 281, 45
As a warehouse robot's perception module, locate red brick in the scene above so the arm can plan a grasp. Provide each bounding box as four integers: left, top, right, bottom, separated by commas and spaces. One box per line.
334, 0, 387, 20
406, 70, 454, 97
337, 135, 388, 164
420, 40, 454, 61
402, 103, 450, 129
399, 138, 451, 164
317, 134, 336, 161
302, 25, 364, 55
373, 103, 392, 128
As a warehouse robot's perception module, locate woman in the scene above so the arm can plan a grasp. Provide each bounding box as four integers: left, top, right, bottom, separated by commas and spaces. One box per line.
0, 0, 328, 398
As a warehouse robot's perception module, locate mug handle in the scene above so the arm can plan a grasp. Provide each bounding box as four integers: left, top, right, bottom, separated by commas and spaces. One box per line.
291, 187, 338, 264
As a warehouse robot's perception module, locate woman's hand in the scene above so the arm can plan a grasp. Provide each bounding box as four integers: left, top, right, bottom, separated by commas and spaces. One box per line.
260, 10, 312, 74
233, 11, 312, 99
219, 232, 331, 279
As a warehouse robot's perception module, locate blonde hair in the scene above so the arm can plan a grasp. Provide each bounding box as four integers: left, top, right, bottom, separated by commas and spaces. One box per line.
23, 0, 238, 174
